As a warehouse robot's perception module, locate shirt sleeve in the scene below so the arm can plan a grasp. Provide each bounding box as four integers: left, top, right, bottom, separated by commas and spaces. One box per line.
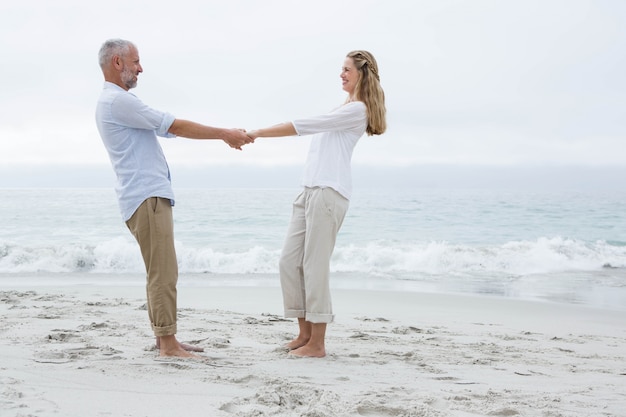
292, 101, 367, 136
111, 92, 176, 138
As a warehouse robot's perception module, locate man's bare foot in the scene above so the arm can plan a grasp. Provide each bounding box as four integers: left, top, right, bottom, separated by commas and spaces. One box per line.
179, 342, 204, 352
156, 337, 204, 352
157, 336, 202, 358
288, 344, 326, 358
160, 346, 201, 358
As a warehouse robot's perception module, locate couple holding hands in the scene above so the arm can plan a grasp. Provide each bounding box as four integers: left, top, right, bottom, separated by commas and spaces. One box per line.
95, 39, 386, 359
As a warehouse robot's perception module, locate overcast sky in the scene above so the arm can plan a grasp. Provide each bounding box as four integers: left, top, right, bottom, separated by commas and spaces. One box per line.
1, 0, 625, 187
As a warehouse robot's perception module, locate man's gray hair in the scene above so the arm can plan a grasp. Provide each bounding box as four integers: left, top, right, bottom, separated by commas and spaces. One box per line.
98, 39, 135, 68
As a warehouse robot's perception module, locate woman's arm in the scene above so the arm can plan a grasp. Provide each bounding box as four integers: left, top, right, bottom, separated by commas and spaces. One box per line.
247, 122, 297, 140
248, 102, 366, 140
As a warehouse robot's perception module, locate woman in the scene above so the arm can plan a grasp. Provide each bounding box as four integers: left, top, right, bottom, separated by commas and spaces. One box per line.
247, 50, 386, 357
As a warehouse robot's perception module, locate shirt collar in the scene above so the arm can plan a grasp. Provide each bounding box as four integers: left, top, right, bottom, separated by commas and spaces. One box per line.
103, 81, 126, 92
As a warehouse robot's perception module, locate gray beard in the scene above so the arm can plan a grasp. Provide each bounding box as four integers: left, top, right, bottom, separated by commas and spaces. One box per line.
121, 68, 137, 89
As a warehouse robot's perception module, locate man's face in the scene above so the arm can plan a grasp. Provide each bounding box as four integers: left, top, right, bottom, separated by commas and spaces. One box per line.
119, 46, 142, 90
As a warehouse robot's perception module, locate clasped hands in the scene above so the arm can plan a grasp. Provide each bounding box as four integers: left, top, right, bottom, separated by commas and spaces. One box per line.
223, 128, 260, 151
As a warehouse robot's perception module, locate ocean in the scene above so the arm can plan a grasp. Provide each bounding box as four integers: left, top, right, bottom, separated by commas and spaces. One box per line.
1, 187, 625, 310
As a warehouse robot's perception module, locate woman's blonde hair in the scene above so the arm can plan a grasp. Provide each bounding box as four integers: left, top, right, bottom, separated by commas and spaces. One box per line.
346, 50, 387, 136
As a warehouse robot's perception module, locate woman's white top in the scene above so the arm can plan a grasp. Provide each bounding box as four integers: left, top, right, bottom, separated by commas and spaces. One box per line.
292, 101, 367, 200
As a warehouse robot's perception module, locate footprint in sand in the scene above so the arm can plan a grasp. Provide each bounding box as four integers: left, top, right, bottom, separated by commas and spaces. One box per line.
45, 330, 81, 342
33, 350, 73, 364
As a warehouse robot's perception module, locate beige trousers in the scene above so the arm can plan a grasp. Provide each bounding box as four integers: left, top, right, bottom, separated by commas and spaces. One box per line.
126, 197, 178, 336
279, 187, 349, 323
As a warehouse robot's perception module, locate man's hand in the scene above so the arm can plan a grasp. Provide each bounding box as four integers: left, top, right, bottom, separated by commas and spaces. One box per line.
223, 128, 253, 150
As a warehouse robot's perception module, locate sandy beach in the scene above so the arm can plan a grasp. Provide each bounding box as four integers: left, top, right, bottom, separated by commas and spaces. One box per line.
1, 280, 625, 417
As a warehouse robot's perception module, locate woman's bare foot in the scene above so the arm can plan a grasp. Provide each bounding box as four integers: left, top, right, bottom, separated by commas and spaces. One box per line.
285, 318, 312, 350
286, 336, 310, 350
289, 344, 326, 358
288, 322, 327, 357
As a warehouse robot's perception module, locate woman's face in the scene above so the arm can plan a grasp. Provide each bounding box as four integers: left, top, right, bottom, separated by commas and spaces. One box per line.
340, 57, 359, 96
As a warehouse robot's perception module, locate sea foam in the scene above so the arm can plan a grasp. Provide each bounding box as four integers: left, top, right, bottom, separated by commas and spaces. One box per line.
1, 237, 624, 277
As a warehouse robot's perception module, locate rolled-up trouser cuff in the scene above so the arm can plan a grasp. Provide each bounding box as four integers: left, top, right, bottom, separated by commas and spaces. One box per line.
284, 309, 305, 318
306, 312, 334, 324
152, 323, 177, 337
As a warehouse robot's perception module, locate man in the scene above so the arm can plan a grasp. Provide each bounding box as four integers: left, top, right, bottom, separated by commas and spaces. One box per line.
95, 39, 251, 358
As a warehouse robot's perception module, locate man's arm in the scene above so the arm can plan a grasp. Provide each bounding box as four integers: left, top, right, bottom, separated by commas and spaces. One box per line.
168, 119, 251, 150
